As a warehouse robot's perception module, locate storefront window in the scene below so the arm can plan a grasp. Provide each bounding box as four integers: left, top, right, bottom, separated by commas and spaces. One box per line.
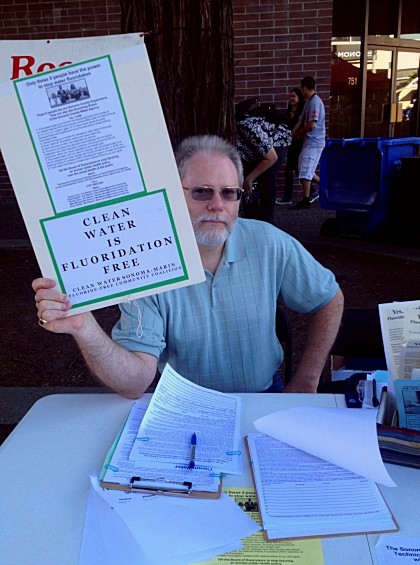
331, 0, 420, 138
364, 50, 392, 137
394, 51, 419, 137
330, 38, 362, 137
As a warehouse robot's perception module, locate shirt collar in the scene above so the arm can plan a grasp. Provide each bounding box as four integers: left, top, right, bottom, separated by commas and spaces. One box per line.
224, 218, 247, 263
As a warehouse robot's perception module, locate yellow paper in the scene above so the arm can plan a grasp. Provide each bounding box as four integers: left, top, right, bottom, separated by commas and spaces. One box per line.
194, 488, 324, 564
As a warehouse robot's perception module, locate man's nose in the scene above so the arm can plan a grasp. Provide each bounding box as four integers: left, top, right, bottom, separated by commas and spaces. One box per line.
207, 190, 225, 211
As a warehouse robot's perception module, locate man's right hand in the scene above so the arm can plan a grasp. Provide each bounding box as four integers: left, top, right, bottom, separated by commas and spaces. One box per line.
32, 277, 157, 398
32, 277, 92, 336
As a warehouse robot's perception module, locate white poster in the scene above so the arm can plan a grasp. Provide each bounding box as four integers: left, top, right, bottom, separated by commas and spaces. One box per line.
0, 37, 205, 314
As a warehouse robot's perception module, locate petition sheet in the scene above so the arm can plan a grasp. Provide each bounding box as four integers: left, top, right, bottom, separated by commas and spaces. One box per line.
247, 433, 396, 540
100, 399, 220, 492
130, 364, 242, 474
254, 407, 395, 487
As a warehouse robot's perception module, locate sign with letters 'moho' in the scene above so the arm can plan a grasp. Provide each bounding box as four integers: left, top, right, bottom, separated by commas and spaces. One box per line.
0, 36, 204, 314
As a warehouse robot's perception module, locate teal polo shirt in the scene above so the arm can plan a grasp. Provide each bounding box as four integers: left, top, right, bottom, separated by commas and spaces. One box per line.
112, 218, 339, 392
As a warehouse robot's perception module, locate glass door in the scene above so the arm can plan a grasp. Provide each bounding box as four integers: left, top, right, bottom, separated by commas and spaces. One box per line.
364, 48, 393, 137
393, 50, 419, 137
364, 47, 420, 137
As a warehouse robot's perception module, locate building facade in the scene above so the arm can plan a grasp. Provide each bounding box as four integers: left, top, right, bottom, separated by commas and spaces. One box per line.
0, 0, 419, 201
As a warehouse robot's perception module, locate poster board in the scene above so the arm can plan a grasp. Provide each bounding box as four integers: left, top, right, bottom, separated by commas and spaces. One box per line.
0, 37, 204, 314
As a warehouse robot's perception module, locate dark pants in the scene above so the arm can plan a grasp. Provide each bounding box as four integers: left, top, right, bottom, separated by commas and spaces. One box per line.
283, 142, 302, 201
242, 147, 287, 224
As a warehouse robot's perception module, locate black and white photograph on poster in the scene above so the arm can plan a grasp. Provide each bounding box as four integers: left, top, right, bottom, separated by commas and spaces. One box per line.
40, 191, 188, 308
47, 79, 90, 107
14, 55, 146, 214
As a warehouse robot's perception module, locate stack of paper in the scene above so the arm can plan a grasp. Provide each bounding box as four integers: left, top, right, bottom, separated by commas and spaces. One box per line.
80, 364, 257, 563
379, 300, 420, 428
129, 364, 242, 476
248, 407, 398, 540
100, 364, 242, 494
379, 300, 420, 382
378, 424, 420, 469
80, 475, 261, 565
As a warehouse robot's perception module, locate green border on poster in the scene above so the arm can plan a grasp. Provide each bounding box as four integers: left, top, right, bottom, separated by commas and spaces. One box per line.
39, 190, 189, 308
13, 53, 146, 215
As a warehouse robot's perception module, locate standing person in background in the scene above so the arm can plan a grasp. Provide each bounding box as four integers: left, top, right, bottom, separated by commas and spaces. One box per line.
236, 102, 291, 224
276, 88, 305, 205
291, 76, 325, 210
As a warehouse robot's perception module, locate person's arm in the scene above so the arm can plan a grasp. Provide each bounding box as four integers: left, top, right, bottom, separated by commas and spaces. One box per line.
284, 289, 344, 393
293, 119, 317, 140
297, 120, 316, 137
33, 277, 157, 398
243, 146, 278, 192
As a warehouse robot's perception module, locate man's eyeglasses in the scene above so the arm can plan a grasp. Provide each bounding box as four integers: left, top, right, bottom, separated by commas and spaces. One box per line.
182, 186, 244, 202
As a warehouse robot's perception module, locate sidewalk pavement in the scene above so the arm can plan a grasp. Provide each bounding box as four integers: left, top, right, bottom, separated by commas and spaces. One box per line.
274, 201, 420, 263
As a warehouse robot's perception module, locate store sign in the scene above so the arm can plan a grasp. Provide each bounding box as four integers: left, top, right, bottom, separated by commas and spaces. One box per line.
0, 34, 144, 83
333, 44, 374, 61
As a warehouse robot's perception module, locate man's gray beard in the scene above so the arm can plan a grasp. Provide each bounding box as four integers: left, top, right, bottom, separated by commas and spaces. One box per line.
192, 214, 236, 247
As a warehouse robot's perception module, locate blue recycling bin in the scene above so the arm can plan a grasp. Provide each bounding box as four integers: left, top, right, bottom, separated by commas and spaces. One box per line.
319, 137, 420, 236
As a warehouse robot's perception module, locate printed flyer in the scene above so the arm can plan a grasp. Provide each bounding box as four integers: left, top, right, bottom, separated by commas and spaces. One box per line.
197, 488, 324, 565
14, 54, 146, 213
394, 380, 420, 430
0, 39, 204, 313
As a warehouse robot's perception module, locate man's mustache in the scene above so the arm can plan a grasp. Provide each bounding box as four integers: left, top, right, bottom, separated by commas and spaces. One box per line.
194, 214, 231, 225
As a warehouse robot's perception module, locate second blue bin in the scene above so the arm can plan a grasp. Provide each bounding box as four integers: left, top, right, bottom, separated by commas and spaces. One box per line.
319, 137, 420, 236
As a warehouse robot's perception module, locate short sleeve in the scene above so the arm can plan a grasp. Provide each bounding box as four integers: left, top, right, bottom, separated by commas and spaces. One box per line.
112, 297, 166, 359
277, 235, 339, 314
308, 98, 322, 122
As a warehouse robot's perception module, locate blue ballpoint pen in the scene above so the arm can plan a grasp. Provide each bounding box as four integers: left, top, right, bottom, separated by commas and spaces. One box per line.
188, 433, 197, 469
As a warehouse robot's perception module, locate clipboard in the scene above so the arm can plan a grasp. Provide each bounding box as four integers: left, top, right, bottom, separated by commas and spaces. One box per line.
98, 413, 223, 499
98, 371, 242, 500
100, 475, 223, 499
246, 435, 399, 541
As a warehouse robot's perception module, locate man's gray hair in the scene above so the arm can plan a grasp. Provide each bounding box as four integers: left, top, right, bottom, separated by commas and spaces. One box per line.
175, 135, 244, 186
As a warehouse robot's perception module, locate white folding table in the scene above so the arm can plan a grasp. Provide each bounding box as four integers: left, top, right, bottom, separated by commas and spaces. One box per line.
0, 392, 418, 564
